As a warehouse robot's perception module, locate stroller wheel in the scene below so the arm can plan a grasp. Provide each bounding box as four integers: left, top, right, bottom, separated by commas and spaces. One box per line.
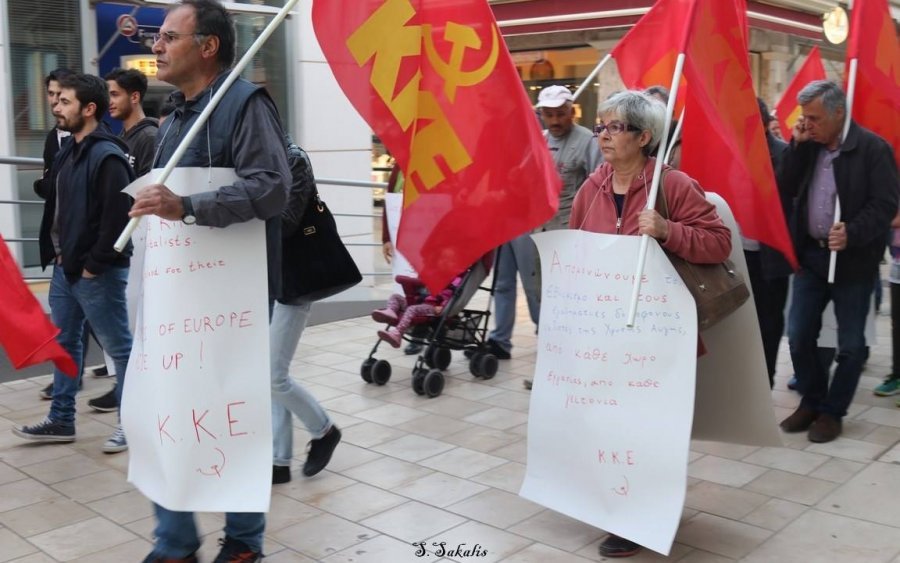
431, 347, 451, 371
479, 354, 499, 380
360, 358, 376, 383
423, 369, 445, 398
424, 345, 436, 368
469, 352, 484, 378
412, 368, 427, 395
372, 359, 392, 385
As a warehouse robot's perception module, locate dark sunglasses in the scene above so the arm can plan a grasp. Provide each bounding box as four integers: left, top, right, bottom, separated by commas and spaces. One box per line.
593, 121, 641, 136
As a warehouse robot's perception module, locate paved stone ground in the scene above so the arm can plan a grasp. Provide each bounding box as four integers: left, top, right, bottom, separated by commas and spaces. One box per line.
1, 288, 899, 562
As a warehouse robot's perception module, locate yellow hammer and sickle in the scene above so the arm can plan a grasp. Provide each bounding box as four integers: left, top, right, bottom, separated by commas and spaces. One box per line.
422, 21, 500, 102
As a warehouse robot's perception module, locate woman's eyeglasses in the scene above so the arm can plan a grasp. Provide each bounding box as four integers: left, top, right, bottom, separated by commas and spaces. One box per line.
593, 122, 641, 136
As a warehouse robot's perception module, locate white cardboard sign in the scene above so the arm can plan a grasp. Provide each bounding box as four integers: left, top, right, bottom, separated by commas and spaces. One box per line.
122, 168, 272, 512
521, 230, 698, 556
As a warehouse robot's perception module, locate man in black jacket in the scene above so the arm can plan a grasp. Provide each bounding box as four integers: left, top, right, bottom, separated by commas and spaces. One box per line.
86, 68, 161, 414
13, 74, 136, 453
780, 80, 899, 443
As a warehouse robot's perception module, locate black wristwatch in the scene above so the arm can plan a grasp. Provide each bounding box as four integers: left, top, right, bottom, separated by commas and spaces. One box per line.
181, 196, 196, 225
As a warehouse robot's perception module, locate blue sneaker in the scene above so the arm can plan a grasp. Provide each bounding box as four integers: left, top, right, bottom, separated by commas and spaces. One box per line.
874, 377, 900, 396
787, 376, 799, 391
12, 418, 75, 442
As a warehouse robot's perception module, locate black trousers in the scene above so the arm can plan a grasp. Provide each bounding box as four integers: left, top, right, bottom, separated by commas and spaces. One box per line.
744, 250, 789, 388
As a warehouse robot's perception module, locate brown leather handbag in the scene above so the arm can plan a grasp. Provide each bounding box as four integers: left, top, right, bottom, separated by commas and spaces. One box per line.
655, 172, 750, 330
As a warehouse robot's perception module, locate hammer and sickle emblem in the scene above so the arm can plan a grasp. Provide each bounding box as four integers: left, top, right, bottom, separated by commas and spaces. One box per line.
422, 21, 500, 102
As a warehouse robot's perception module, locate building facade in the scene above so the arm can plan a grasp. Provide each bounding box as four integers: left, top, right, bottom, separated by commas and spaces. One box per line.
1, 0, 896, 278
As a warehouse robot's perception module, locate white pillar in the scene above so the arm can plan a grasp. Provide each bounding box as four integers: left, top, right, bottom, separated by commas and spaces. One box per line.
290, 2, 374, 285
0, 0, 23, 262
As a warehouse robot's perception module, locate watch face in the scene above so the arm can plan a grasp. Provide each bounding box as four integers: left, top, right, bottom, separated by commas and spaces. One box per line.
183, 215, 196, 225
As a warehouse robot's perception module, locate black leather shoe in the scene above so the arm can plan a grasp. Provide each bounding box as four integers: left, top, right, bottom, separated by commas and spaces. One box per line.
272, 465, 291, 484
303, 425, 342, 477
598, 534, 642, 558
486, 339, 511, 360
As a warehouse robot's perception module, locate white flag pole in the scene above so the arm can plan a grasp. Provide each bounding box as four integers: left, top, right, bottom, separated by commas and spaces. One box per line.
114, 0, 301, 252
827, 57, 857, 284
663, 107, 686, 164
572, 54, 612, 101
626, 53, 686, 327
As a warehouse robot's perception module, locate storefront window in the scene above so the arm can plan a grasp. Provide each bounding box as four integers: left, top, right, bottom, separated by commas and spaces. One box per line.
8, 0, 82, 269
513, 46, 605, 131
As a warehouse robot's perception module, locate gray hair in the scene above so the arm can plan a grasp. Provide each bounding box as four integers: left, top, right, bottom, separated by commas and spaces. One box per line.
598, 90, 666, 155
797, 80, 846, 114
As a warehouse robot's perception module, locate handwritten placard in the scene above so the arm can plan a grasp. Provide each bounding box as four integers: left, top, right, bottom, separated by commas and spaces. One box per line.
122, 168, 272, 512
520, 231, 697, 556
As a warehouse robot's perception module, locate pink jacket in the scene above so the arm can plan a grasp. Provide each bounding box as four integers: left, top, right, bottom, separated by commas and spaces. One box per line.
569, 158, 732, 264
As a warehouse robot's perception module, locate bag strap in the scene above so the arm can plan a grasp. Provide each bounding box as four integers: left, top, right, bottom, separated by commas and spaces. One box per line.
654, 168, 670, 220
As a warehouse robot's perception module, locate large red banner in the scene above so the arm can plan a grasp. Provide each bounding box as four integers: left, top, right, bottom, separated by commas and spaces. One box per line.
775, 46, 826, 141
847, 0, 900, 164
0, 235, 76, 377
312, 0, 561, 292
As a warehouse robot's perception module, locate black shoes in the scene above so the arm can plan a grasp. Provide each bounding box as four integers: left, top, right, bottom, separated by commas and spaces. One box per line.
90, 364, 113, 378
142, 554, 198, 563
88, 387, 119, 412
486, 339, 511, 360
213, 537, 261, 563
272, 465, 291, 484
598, 534, 642, 558
303, 425, 342, 477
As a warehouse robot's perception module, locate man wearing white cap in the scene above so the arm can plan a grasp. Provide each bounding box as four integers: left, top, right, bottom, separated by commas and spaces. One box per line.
487, 85, 601, 372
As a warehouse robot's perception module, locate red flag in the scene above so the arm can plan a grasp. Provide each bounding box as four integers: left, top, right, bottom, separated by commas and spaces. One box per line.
846, 0, 900, 164
611, 0, 698, 113
0, 234, 77, 376
679, 0, 798, 268
312, 0, 560, 292
775, 46, 826, 140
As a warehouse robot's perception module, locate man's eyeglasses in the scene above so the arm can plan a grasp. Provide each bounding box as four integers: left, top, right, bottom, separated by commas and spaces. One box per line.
151, 31, 206, 44
593, 122, 641, 136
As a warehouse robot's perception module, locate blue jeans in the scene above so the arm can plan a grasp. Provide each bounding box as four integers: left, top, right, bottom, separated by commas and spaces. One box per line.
48, 265, 131, 425
151, 504, 265, 557
489, 235, 541, 352
788, 266, 873, 418
270, 301, 331, 466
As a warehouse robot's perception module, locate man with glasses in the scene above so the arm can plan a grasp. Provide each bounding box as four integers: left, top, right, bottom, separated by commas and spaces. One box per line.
510, 85, 600, 386
128, 1, 289, 561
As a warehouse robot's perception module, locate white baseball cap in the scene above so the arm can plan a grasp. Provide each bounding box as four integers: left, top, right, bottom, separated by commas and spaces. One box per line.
535, 85, 574, 108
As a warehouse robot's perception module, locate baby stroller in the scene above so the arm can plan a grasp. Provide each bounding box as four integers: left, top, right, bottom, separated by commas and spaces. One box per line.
360, 252, 498, 398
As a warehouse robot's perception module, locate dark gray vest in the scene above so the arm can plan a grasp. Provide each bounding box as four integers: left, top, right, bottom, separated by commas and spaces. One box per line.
155, 74, 282, 298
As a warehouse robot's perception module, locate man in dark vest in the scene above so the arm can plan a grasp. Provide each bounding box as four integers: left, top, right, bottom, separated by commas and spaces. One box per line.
13, 73, 135, 454
128, 1, 289, 561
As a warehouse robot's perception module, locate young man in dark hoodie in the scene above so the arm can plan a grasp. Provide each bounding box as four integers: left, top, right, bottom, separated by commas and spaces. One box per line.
105, 67, 159, 176
86, 68, 160, 414
13, 73, 136, 455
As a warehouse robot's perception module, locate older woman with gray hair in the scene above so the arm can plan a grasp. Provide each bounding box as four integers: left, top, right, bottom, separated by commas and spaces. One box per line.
569, 90, 732, 558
